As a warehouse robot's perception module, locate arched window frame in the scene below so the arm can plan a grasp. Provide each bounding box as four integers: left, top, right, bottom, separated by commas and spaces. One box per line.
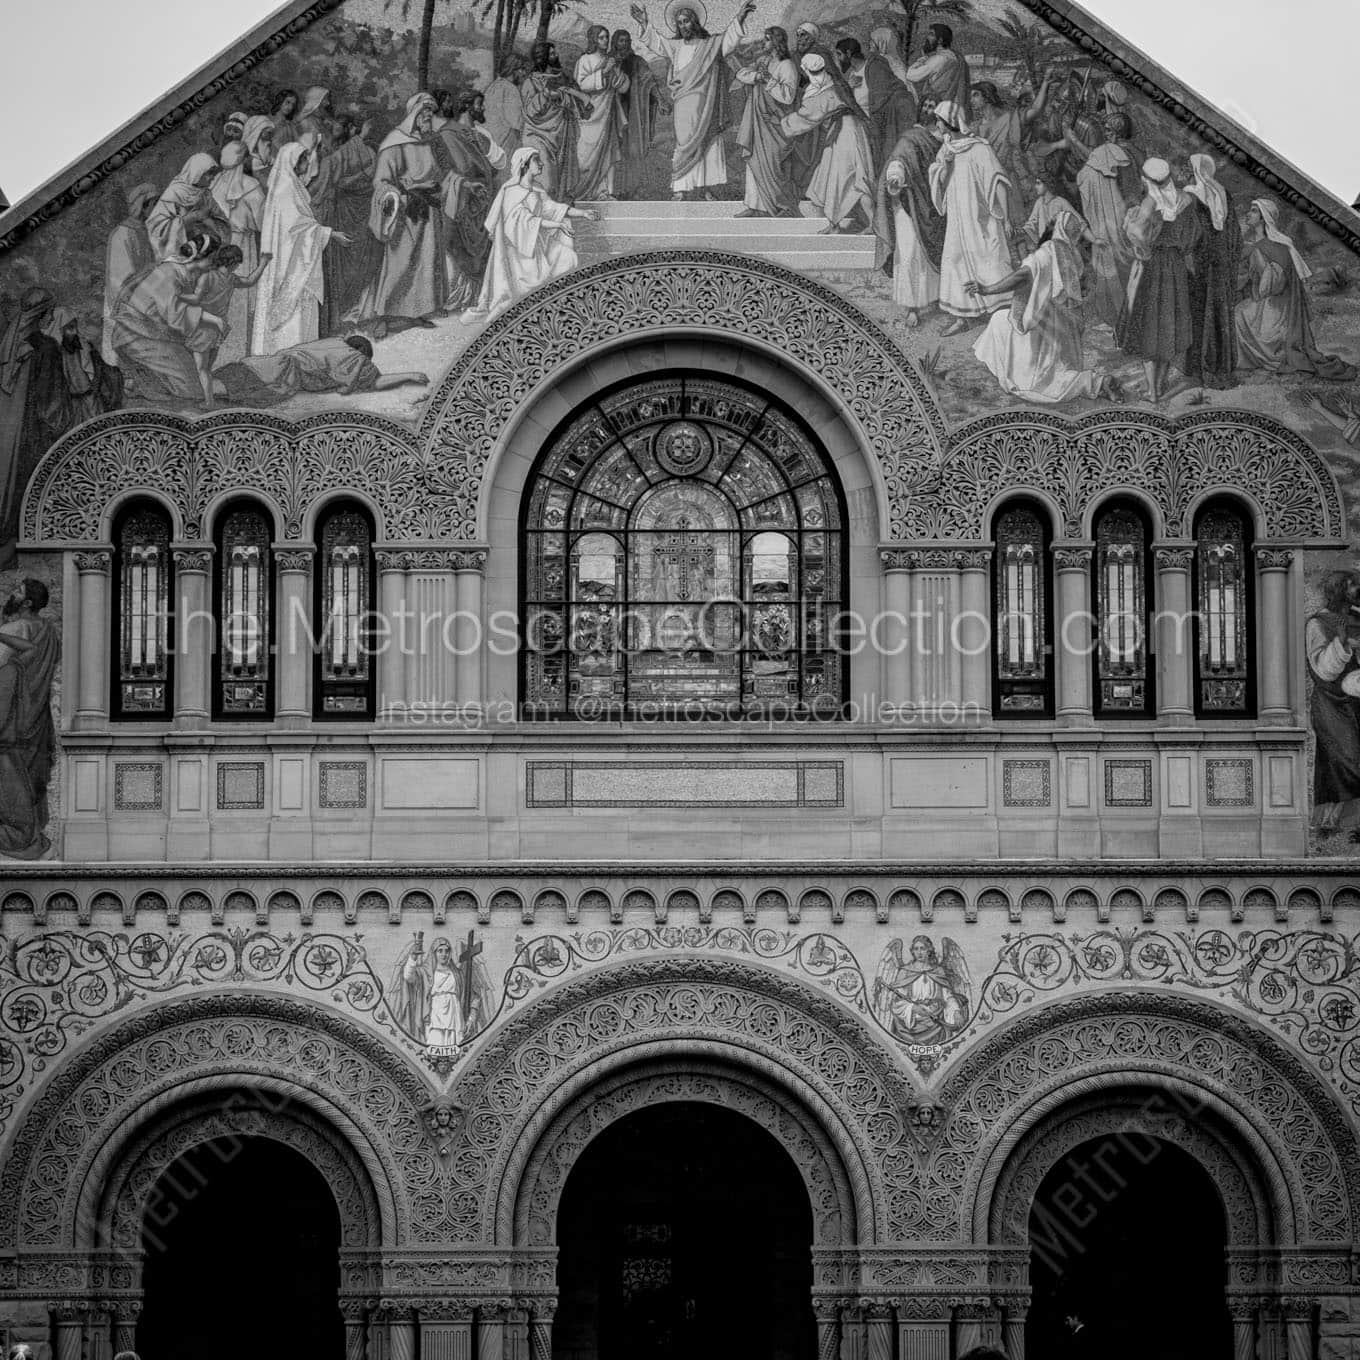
111, 499, 174, 721
314, 501, 376, 720
991, 499, 1054, 718
1092, 499, 1155, 717
1193, 497, 1256, 718
519, 373, 848, 720
212, 500, 275, 720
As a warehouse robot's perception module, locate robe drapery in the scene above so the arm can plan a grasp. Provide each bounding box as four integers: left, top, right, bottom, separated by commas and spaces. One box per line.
147, 153, 221, 261
1185, 194, 1242, 388
848, 55, 916, 170
251, 142, 333, 356
522, 72, 579, 196
462, 152, 577, 325
433, 122, 500, 310
101, 184, 159, 366
616, 52, 663, 196
210, 143, 266, 365
929, 130, 1014, 318
44, 309, 121, 432
781, 81, 874, 227
110, 262, 220, 402
1117, 191, 1201, 368
0, 614, 59, 860
1076, 142, 1135, 330
483, 76, 526, 155
905, 46, 970, 112
352, 98, 449, 327
1236, 203, 1356, 381
1307, 611, 1360, 816
331, 133, 380, 320
0, 291, 61, 562
215, 337, 383, 403
571, 49, 631, 199
637, 12, 748, 189
735, 56, 798, 215
973, 220, 1104, 404
873, 127, 945, 311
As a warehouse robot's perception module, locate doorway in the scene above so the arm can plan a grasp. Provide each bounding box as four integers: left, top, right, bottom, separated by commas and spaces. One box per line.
553, 1101, 816, 1360
137, 1136, 343, 1360
1026, 1133, 1232, 1360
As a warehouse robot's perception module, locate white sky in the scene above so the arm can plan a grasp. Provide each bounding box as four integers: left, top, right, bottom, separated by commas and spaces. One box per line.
1, 0, 1357, 207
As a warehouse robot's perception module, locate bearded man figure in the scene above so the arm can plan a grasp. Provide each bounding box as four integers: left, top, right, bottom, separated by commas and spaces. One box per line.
631, 0, 756, 201
522, 41, 590, 195
432, 90, 506, 310
571, 23, 632, 200
611, 29, 663, 198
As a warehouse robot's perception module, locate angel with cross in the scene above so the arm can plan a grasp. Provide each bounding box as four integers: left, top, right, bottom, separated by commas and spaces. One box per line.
388, 930, 495, 1047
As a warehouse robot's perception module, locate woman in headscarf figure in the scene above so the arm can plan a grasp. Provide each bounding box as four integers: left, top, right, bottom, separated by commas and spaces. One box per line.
102, 181, 160, 366
1236, 199, 1357, 380
462, 147, 597, 325
968, 210, 1120, 404
1183, 152, 1241, 388
1116, 156, 1201, 401
146, 153, 224, 261
211, 140, 268, 364
250, 141, 350, 358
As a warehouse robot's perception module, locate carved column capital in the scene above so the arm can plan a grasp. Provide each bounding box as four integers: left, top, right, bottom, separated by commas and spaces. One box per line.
454, 549, 489, 573
375, 550, 410, 573
171, 547, 213, 574
275, 549, 316, 573
952, 549, 992, 571
74, 550, 113, 575
880, 549, 913, 572
1154, 547, 1195, 572
1053, 546, 1093, 571
1256, 548, 1296, 571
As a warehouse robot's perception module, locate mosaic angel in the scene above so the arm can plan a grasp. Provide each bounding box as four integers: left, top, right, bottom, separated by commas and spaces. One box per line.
872, 935, 971, 1046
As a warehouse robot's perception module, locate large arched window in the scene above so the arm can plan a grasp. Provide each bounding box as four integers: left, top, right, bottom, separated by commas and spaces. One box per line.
112, 499, 173, 720
1093, 500, 1154, 716
213, 501, 274, 719
315, 501, 376, 719
992, 500, 1053, 717
1193, 498, 1254, 716
522, 375, 846, 718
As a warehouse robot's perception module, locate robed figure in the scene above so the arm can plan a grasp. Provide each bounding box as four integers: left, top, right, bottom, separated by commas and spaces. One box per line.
873, 936, 971, 1047
102, 182, 160, 368
570, 25, 631, 200
0, 579, 59, 861
1183, 153, 1241, 388
781, 54, 874, 232
432, 95, 504, 310
1306, 572, 1360, 834
632, 0, 755, 199
612, 30, 663, 198
388, 932, 495, 1047
733, 27, 799, 217
873, 124, 945, 321
351, 93, 449, 333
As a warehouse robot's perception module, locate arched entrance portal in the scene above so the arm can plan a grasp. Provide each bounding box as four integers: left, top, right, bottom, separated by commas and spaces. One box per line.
1026, 1135, 1231, 1360
137, 1137, 344, 1360
553, 1102, 816, 1360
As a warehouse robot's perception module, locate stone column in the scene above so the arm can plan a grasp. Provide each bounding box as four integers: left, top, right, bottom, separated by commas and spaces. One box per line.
1230, 1307, 1257, 1360
1153, 545, 1195, 722
476, 1300, 508, 1360
862, 1300, 894, 1360
955, 549, 992, 717
1256, 548, 1294, 723
1281, 1296, 1313, 1360
895, 1299, 951, 1360
85, 1307, 110, 1360
1001, 1298, 1027, 1360
1053, 545, 1093, 722
386, 1304, 417, 1360
454, 550, 486, 712
111, 1301, 141, 1354
814, 1301, 841, 1360
376, 551, 407, 719
419, 1301, 473, 1359
528, 1300, 554, 1360
952, 1298, 990, 1356
503, 1307, 531, 1360
172, 546, 214, 724
340, 1300, 368, 1360
52, 1304, 84, 1360
839, 1301, 864, 1360
880, 551, 912, 711
74, 551, 112, 727
275, 546, 314, 722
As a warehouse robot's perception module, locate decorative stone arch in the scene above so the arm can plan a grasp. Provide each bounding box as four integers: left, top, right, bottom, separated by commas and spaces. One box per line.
0, 993, 435, 1251
419, 250, 947, 542
449, 956, 930, 1250
913, 409, 1346, 544
930, 991, 1358, 1249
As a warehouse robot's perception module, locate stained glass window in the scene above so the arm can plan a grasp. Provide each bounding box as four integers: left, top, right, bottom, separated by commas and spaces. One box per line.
215, 504, 273, 718
522, 376, 845, 718
993, 503, 1051, 715
1195, 502, 1253, 715
1094, 502, 1152, 715
113, 501, 172, 719
316, 504, 375, 718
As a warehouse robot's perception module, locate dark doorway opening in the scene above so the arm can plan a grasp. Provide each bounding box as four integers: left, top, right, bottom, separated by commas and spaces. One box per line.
1027, 1134, 1232, 1360
553, 1101, 816, 1360
137, 1135, 343, 1360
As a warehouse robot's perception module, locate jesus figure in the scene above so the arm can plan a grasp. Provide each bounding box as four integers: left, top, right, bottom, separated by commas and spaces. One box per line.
630, 0, 757, 201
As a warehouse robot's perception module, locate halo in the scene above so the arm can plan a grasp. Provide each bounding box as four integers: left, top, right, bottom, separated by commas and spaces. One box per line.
663, 0, 707, 33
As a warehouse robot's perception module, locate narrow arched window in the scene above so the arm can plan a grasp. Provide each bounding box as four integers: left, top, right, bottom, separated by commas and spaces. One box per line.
316, 503, 376, 719
214, 502, 274, 718
993, 502, 1052, 716
1093, 501, 1154, 716
1194, 500, 1254, 716
112, 500, 173, 719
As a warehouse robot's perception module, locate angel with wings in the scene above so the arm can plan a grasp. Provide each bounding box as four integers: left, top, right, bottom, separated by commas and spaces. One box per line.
873, 935, 972, 1046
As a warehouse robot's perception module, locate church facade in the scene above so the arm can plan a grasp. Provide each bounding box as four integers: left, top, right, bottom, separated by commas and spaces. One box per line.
2, 1, 1360, 1358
